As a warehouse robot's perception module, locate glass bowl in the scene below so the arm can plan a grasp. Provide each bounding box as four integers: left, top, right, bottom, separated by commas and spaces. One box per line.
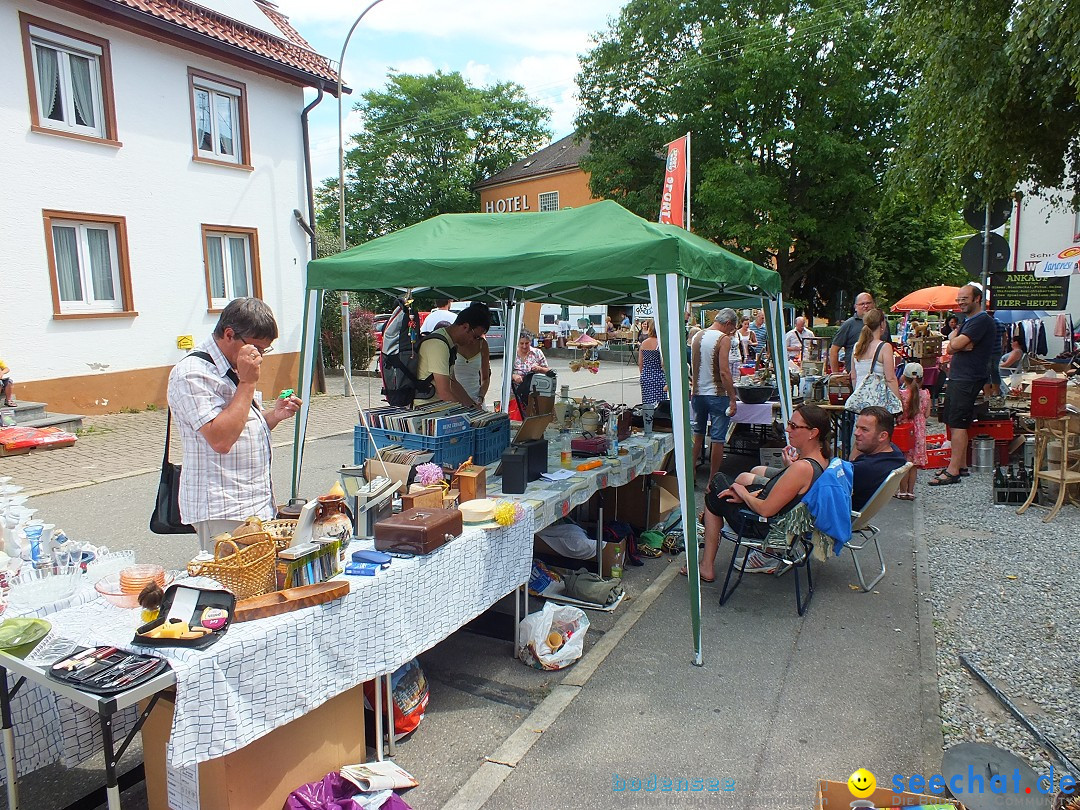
119, 564, 166, 595
6, 568, 82, 613
0, 618, 51, 658
85, 551, 136, 584
95, 571, 173, 609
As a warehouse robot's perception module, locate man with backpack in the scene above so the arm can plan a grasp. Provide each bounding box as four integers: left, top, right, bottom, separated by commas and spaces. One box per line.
415, 304, 493, 407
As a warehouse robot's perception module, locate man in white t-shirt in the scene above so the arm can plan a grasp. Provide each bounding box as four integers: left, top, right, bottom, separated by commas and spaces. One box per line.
784, 317, 815, 360
420, 299, 455, 334
691, 308, 739, 480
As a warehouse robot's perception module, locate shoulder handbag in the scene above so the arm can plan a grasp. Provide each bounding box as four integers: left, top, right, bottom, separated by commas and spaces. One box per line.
844, 342, 903, 414
149, 407, 194, 534
150, 350, 255, 534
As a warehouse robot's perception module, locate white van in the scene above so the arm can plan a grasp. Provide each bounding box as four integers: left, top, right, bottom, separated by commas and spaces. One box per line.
449, 302, 505, 356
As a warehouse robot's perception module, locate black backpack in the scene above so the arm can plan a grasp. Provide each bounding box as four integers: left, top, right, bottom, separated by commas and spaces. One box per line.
380, 298, 457, 406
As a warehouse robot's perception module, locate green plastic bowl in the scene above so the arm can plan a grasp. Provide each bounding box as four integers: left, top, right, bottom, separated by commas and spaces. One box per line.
0, 618, 51, 658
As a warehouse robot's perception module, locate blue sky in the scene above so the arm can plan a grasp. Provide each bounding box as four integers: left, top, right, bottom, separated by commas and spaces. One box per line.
272, 0, 626, 185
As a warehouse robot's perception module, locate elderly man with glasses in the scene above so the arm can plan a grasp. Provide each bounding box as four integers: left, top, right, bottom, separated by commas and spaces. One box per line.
167, 297, 302, 551
829, 292, 893, 376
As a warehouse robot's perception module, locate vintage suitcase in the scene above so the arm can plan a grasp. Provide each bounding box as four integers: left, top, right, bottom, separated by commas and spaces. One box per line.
373, 507, 463, 554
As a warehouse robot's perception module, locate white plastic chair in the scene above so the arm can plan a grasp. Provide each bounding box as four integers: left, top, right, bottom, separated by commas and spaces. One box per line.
847, 462, 913, 591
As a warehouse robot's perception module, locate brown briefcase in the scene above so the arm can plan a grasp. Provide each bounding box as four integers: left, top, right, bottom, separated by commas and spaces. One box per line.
373, 507, 463, 554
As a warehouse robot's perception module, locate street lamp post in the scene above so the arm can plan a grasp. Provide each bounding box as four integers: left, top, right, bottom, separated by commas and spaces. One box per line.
337, 0, 390, 395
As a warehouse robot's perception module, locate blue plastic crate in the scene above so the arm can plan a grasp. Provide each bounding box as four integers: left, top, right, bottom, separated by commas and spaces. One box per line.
472, 418, 511, 465
353, 425, 474, 468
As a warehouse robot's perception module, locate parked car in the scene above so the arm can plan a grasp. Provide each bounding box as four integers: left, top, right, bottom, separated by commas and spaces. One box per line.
448, 302, 505, 356
372, 313, 393, 352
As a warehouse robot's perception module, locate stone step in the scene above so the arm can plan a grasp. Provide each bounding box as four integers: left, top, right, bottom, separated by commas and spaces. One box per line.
17, 413, 84, 434
1, 401, 47, 423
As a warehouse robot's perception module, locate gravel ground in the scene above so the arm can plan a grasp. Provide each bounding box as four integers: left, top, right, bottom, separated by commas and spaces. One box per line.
918, 457, 1080, 777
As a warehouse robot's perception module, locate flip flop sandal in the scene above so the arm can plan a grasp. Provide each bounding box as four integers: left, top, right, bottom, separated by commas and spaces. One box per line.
679, 566, 715, 583
928, 472, 962, 486
959, 468, 970, 477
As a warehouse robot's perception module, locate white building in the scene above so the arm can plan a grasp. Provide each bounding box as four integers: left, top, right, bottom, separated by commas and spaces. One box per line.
1009, 193, 1080, 358
0, 0, 339, 412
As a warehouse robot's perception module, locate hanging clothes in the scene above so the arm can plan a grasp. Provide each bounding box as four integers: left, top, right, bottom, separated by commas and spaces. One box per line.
1036, 321, 1048, 356
1056, 314, 1069, 338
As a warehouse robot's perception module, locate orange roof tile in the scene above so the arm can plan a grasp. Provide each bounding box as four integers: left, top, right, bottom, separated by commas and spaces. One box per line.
105, 0, 340, 88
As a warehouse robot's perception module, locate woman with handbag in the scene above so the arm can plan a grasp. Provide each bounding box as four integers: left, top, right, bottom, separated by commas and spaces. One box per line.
845, 308, 902, 458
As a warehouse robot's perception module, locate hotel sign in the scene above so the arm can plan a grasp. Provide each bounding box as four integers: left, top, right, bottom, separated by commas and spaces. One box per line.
484, 195, 530, 213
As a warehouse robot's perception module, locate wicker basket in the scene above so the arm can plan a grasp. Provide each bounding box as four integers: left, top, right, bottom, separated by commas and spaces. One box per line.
261, 519, 297, 552
187, 538, 276, 599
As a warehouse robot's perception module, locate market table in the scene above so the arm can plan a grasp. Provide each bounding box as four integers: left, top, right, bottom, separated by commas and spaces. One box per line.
0, 510, 534, 810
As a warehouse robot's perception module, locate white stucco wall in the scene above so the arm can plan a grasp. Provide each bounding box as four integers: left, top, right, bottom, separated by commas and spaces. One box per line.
1010, 194, 1080, 357
0, 0, 313, 383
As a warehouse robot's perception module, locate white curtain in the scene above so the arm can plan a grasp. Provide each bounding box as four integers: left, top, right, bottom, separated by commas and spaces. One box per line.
228, 237, 249, 297
86, 227, 113, 301
52, 226, 81, 301
206, 236, 225, 298
68, 53, 95, 128
35, 45, 59, 121
216, 94, 234, 156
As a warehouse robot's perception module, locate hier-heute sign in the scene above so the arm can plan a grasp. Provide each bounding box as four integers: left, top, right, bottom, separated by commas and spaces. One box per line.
989, 272, 1069, 310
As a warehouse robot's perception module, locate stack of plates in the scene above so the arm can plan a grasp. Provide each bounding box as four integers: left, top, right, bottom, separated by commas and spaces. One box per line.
119, 564, 165, 595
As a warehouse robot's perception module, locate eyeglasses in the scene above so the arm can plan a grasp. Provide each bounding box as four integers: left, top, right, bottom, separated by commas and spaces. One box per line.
236, 335, 274, 355
787, 421, 811, 432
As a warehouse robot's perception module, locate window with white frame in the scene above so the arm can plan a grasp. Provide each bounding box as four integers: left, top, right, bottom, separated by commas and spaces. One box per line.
203, 228, 259, 309
191, 73, 245, 164
27, 25, 106, 138
538, 191, 560, 212
48, 217, 125, 314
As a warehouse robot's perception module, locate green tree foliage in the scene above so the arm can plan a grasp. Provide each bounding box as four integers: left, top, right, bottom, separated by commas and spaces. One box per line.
317, 71, 550, 245
576, 0, 902, 309
867, 189, 970, 306
891, 0, 1080, 206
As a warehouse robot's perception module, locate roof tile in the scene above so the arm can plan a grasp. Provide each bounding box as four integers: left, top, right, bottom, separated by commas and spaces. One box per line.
475, 133, 591, 189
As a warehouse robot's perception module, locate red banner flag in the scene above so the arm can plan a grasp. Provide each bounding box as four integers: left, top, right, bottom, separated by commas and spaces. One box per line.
659, 134, 689, 228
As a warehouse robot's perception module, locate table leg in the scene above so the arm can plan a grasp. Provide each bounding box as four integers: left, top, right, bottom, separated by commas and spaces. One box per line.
99, 710, 121, 810
374, 676, 383, 762
384, 674, 396, 757
0, 667, 18, 810
513, 584, 521, 657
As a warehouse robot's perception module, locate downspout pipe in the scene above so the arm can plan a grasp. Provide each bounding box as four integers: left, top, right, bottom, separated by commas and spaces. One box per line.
301, 88, 327, 394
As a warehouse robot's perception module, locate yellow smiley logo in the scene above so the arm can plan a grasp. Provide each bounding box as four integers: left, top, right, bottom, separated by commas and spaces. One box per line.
848, 768, 876, 798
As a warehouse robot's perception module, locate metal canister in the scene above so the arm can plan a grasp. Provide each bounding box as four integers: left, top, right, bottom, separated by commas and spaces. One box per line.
1023, 435, 1036, 469
971, 436, 996, 472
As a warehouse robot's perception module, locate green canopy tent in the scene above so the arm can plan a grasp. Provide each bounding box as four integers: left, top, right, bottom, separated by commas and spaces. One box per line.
295, 200, 785, 663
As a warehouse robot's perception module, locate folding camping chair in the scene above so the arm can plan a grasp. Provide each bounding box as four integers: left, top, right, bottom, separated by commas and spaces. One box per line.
846, 462, 913, 591
717, 502, 831, 616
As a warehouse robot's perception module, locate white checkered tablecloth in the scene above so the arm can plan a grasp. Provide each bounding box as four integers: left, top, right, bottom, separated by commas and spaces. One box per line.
0, 581, 143, 780
26, 509, 534, 769
491, 432, 675, 530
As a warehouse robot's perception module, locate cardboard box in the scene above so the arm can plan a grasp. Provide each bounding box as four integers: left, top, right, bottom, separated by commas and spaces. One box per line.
365, 458, 412, 496
533, 534, 625, 578
599, 473, 681, 532
815, 779, 966, 809
143, 683, 366, 810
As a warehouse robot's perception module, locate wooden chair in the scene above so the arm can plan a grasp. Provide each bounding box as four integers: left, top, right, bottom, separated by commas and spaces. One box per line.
847, 462, 913, 591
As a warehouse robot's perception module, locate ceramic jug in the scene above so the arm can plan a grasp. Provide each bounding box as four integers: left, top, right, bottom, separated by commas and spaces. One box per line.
312, 495, 353, 541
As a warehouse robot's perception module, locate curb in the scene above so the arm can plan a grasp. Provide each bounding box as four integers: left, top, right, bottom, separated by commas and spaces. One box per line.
441, 560, 681, 810
912, 495, 945, 766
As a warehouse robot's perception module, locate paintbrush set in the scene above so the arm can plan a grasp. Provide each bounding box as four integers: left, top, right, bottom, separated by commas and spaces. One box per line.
47, 646, 169, 694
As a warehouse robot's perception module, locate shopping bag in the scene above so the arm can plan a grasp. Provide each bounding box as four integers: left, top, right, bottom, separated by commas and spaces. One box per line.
149, 410, 194, 534
283, 771, 361, 810
363, 658, 429, 740
844, 343, 902, 414
517, 602, 589, 671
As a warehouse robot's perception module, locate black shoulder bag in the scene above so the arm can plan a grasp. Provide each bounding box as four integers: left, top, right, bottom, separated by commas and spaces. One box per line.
149, 351, 215, 534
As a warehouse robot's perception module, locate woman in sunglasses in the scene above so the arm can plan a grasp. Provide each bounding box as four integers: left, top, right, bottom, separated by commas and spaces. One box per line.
687, 404, 831, 580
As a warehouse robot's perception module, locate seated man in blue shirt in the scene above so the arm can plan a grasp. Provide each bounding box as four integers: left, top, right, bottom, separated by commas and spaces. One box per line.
850, 406, 907, 510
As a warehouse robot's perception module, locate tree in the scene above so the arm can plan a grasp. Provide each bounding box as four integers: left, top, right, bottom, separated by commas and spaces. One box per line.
316, 71, 550, 246
576, 0, 903, 311
890, 0, 1080, 207
866, 189, 970, 306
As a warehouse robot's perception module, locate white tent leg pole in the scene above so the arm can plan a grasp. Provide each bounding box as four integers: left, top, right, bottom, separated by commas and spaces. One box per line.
291, 288, 321, 499
766, 294, 793, 437
649, 273, 701, 665
503, 297, 524, 413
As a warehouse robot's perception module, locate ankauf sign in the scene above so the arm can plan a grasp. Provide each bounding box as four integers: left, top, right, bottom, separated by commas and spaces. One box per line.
990, 271, 1070, 310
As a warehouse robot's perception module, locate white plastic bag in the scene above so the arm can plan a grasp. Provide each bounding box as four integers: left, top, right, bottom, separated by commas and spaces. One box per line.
517, 602, 589, 670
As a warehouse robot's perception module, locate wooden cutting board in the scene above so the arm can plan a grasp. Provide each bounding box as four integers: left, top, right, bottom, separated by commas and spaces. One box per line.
234, 580, 350, 623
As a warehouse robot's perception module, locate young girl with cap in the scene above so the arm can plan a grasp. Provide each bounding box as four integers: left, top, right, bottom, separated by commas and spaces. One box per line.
897, 363, 930, 499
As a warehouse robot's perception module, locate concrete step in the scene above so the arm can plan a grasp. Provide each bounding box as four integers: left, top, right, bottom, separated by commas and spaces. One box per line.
1, 401, 47, 423
18, 413, 84, 433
